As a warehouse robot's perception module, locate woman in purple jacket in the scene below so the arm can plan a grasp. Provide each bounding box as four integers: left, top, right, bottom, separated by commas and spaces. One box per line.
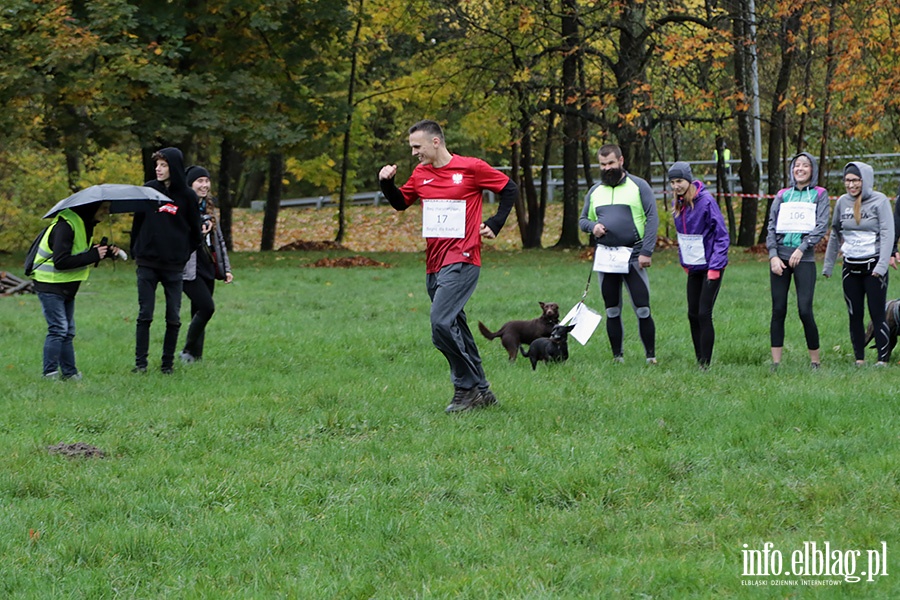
669, 162, 730, 369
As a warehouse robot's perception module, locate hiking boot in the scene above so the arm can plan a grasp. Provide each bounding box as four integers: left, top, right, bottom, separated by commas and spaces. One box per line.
445, 387, 480, 413
474, 388, 498, 408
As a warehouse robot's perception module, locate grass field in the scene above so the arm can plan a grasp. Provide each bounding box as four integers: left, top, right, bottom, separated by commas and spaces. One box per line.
1, 241, 899, 598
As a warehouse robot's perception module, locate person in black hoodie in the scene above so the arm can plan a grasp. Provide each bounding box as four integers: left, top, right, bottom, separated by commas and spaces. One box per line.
131, 147, 202, 373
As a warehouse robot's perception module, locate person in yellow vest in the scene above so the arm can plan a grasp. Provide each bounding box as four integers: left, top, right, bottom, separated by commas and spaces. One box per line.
31, 203, 117, 379
579, 144, 659, 364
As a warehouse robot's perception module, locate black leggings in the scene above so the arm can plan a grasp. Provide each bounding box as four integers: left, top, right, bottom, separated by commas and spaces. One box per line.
599, 263, 655, 358
686, 270, 722, 366
842, 266, 889, 361
770, 261, 819, 350
182, 277, 216, 359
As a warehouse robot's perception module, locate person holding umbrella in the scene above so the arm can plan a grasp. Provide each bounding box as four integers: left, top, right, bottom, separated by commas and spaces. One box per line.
131, 147, 202, 374
30, 202, 118, 380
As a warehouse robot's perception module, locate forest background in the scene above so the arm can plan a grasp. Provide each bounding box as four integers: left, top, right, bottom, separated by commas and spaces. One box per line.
1, 0, 899, 254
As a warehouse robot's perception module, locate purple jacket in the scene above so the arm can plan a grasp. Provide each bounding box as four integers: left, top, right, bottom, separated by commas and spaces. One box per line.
673, 181, 730, 272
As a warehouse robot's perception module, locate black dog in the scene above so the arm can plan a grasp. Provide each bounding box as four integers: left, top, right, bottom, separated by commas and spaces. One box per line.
864, 299, 900, 359
519, 324, 575, 370
479, 302, 560, 362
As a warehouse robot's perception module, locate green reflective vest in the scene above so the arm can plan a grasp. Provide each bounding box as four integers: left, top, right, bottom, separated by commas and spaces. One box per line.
32, 209, 92, 284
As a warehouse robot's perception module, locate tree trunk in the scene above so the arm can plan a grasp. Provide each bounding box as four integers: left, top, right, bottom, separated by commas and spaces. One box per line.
336, 0, 364, 244
64, 149, 80, 194
611, 0, 652, 182
759, 9, 801, 244
260, 152, 283, 252
556, 0, 583, 248
795, 26, 814, 153
729, 0, 761, 246
217, 137, 234, 251
511, 123, 526, 242
818, 0, 839, 187
577, 51, 594, 191
539, 103, 556, 236
520, 116, 543, 248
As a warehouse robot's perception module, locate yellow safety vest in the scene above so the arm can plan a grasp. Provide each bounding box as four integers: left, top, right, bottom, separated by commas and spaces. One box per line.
32, 209, 92, 283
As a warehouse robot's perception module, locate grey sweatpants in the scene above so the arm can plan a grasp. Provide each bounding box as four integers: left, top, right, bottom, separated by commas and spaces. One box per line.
426, 262, 488, 391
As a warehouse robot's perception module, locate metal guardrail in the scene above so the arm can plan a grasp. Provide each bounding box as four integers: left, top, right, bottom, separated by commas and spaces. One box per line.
252, 153, 900, 211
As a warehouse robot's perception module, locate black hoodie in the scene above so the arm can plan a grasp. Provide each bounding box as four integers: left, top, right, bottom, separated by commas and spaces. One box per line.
131, 147, 203, 270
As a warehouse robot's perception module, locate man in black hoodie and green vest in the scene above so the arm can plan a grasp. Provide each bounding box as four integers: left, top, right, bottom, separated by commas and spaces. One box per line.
131, 147, 202, 374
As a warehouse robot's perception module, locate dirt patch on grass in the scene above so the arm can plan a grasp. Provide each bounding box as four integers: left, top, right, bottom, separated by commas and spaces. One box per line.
47, 442, 106, 458
306, 256, 391, 268
278, 240, 347, 251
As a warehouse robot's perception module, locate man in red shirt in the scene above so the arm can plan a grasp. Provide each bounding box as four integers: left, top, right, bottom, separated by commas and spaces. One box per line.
379, 120, 517, 413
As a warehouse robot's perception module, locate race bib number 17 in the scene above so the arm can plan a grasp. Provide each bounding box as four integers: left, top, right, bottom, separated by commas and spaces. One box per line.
422, 199, 466, 238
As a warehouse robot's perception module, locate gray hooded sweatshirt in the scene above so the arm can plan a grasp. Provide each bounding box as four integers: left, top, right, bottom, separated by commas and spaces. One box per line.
765, 152, 831, 262
823, 161, 894, 277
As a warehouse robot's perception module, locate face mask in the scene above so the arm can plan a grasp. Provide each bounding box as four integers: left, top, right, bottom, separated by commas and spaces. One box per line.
600, 167, 624, 186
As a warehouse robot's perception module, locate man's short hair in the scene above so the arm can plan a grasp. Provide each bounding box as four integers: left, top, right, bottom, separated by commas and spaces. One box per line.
151, 151, 167, 163
598, 144, 622, 159
408, 120, 445, 143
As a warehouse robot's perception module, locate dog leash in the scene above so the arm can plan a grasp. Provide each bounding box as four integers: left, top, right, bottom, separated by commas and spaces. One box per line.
580, 265, 594, 302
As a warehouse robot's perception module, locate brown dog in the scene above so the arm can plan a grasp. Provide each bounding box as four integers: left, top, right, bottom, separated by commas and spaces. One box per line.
478, 302, 560, 362
864, 299, 900, 359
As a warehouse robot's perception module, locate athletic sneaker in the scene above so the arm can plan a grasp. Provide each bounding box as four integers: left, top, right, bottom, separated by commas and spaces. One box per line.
613, 356, 625, 364
445, 387, 481, 413
179, 352, 196, 364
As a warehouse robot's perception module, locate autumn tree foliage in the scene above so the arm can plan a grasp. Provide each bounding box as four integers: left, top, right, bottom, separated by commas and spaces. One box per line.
1, 0, 899, 252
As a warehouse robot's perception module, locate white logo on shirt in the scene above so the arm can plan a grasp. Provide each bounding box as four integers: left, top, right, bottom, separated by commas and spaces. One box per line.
452, 173, 463, 184
423, 178, 434, 185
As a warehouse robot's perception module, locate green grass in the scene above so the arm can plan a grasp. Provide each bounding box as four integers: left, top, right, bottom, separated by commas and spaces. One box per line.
1, 248, 898, 598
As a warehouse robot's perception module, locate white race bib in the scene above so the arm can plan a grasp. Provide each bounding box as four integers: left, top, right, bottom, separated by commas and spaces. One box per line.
841, 230, 878, 259
422, 199, 466, 238
593, 244, 632, 274
677, 233, 707, 266
775, 202, 815, 233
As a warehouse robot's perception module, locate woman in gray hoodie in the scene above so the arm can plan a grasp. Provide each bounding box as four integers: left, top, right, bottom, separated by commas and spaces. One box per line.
766, 152, 830, 370
823, 162, 894, 365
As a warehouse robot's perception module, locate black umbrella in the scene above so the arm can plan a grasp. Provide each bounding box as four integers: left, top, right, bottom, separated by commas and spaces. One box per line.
42, 184, 169, 219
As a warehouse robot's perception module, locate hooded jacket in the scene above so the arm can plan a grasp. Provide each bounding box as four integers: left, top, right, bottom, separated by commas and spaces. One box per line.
673, 180, 729, 272
32, 204, 102, 298
766, 152, 831, 263
130, 147, 202, 270
823, 161, 894, 277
